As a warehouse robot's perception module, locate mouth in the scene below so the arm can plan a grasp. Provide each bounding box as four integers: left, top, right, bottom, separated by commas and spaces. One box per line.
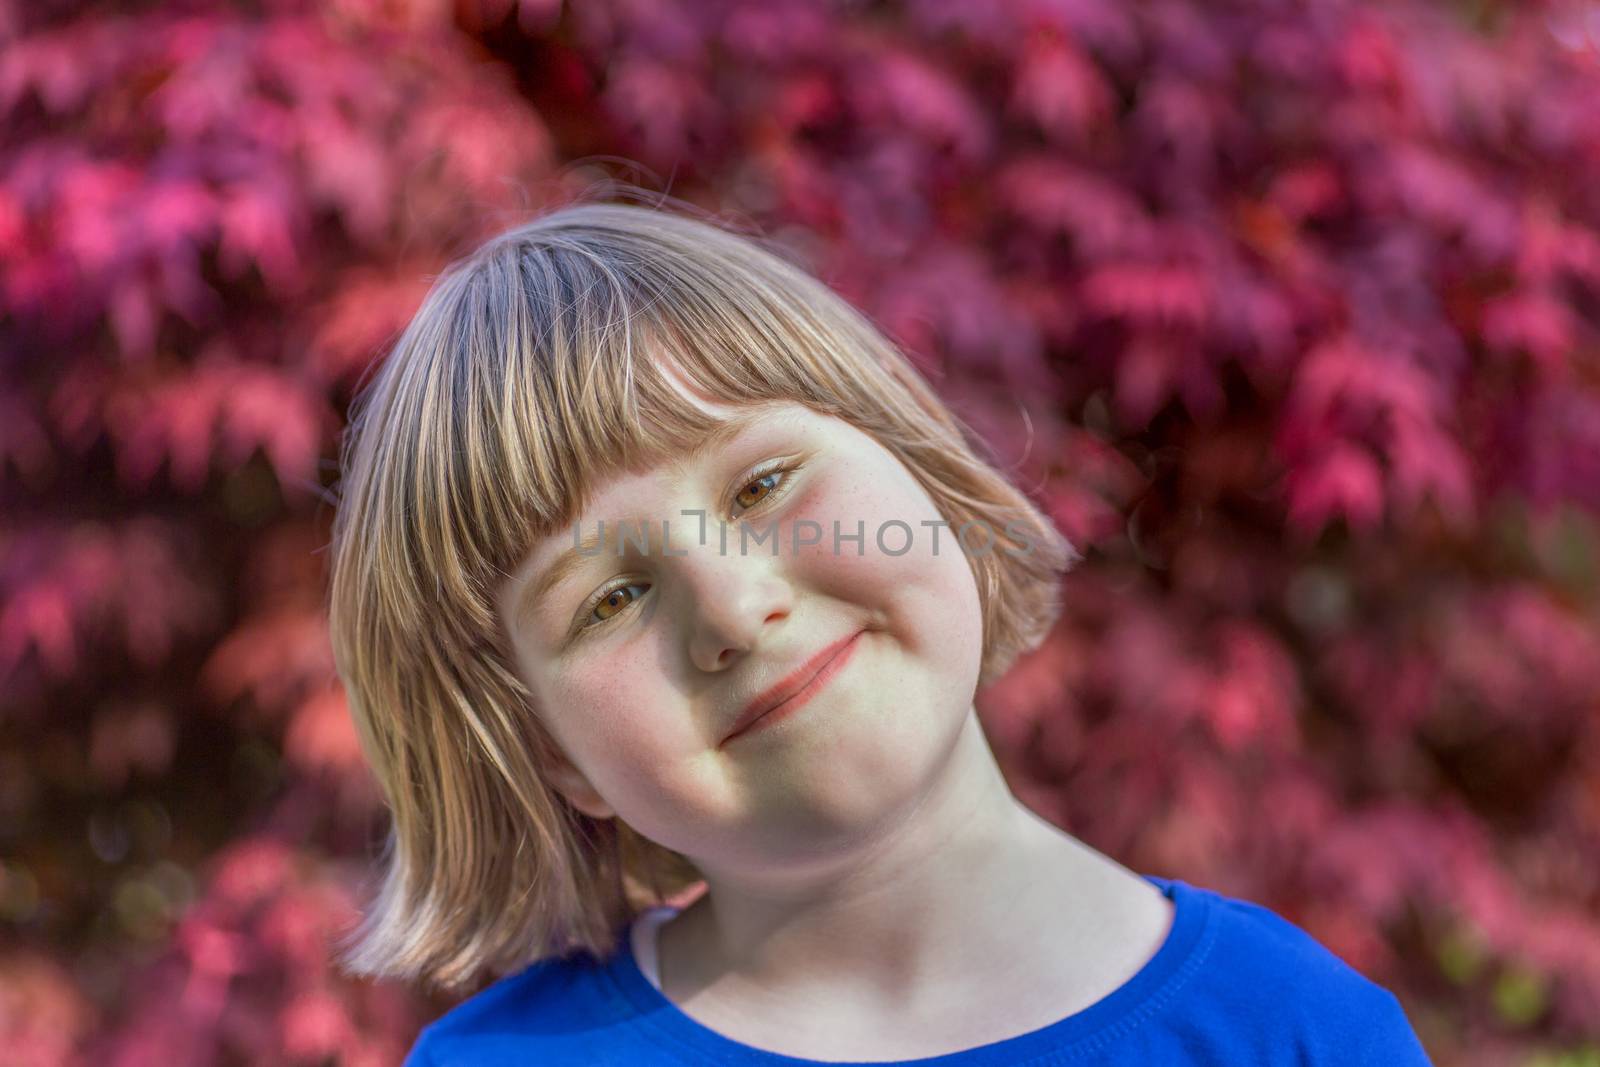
719, 630, 864, 747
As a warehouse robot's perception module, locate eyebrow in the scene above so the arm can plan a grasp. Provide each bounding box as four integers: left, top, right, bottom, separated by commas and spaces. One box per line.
516, 405, 782, 624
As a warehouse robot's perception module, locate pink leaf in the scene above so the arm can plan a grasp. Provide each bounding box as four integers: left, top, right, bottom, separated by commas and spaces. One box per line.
1009, 32, 1113, 144
1285, 441, 1386, 537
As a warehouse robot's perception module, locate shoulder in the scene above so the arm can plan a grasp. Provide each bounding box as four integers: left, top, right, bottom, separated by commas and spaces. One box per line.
1200, 886, 1390, 998
1171, 881, 1433, 1065
403, 948, 663, 1067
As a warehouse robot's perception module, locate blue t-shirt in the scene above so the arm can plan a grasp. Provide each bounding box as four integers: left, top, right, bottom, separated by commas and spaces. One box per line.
403, 874, 1434, 1065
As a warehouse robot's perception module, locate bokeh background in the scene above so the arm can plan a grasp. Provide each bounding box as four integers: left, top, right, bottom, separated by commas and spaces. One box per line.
4, 0, 1600, 1063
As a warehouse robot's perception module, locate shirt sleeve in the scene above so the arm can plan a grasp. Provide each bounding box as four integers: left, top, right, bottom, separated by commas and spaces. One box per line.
1359, 990, 1434, 1066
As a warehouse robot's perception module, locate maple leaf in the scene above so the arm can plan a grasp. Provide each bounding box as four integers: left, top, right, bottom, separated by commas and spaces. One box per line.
310, 267, 430, 385
1480, 287, 1577, 374
868, 50, 993, 164
206, 838, 296, 911
1197, 621, 1302, 755
1384, 406, 1476, 528
298, 110, 395, 246
283, 684, 366, 777
0, 522, 214, 684
1129, 77, 1230, 187
397, 94, 555, 204
1008, 32, 1113, 145
1080, 261, 1211, 329
1386, 142, 1519, 262
872, 242, 1048, 393
0, 579, 76, 680
1406, 17, 1524, 143
217, 181, 306, 295
995, 157, 1153, 259
1284, 440, 1386, 537
1266, 161, 1346, 223
201, 608, 335, 720
602, 59, 719, 164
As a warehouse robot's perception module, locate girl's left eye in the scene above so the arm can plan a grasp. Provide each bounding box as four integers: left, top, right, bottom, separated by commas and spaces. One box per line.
732, 461, 802, 515
573, 461, 804, 638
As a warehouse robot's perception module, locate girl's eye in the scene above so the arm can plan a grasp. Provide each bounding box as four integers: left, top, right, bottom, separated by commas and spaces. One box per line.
732, 461, 801, 515
581, 580, 649, 631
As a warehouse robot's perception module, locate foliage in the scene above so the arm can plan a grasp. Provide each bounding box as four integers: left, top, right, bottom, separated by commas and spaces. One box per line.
2, 0, 1598, 1063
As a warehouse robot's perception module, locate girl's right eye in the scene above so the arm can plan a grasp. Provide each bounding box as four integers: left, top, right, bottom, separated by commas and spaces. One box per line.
581, 580, 650, 632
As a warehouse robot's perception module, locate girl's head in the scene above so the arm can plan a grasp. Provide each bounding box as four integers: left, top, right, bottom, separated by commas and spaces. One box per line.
328, 199, 1079, 992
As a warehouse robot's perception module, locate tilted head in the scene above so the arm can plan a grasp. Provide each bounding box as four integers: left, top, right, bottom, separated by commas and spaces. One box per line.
328, 200, 1079, 992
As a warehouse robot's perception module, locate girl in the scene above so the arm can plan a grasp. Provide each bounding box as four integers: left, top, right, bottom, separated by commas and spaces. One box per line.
328, 198, 1433, 1064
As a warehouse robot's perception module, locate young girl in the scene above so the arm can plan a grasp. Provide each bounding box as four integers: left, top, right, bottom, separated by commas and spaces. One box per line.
328, 199, 1433, 1065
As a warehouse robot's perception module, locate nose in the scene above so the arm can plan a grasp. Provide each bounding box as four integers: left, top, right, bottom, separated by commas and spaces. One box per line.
676, 538, 793, 673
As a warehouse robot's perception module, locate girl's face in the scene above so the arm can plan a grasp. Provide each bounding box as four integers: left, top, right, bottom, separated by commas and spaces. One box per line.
497, 394, 985, 872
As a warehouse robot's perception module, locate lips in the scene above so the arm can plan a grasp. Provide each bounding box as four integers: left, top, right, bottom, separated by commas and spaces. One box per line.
720, 630, 863, 746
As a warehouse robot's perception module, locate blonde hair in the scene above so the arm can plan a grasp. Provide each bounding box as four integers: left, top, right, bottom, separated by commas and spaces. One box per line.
327, 195, 1080, 993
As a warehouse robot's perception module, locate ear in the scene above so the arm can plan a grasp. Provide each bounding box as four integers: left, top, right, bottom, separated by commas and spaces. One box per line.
543, 746, 617, 821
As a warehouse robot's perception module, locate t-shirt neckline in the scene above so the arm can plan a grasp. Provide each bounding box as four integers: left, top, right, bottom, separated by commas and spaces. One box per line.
598, 873, 1212, 1066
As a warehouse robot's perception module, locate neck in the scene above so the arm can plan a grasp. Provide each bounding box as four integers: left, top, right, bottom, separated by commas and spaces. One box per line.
659, 709, 1119, 1008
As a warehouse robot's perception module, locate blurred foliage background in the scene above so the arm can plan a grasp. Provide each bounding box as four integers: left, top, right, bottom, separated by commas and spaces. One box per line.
3, 0, 1600, 1063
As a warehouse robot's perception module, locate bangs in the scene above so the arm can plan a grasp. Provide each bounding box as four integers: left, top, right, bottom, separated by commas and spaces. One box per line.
463, 238, 840, 558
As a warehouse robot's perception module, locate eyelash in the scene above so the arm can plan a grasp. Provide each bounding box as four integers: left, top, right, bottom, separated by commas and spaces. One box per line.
570, 459, 805, 638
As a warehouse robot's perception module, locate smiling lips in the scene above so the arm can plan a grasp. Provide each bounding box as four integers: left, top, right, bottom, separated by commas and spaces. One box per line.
719, 630, 864, 746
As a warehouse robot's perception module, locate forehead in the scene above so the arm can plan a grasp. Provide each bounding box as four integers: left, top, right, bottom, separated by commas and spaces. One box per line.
617, 400, 823, 503
633, 395, 808, 472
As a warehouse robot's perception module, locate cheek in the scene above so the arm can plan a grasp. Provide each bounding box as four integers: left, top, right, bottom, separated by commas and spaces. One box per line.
788, 459, 984, 647
536, 645, 687, 789
531, 638, 745, 841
